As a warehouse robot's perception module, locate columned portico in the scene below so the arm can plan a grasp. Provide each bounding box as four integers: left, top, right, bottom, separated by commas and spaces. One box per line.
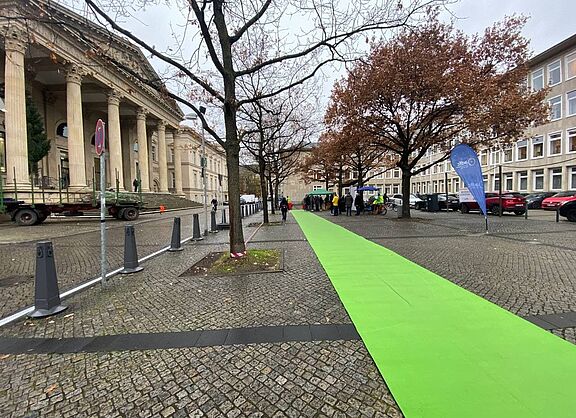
4, 27, 30, 188
173, 130, 183, 196
66, 64, 87, 189
136, 107, 150, 192
157, 121, 169, 192
107, 91, 124, 190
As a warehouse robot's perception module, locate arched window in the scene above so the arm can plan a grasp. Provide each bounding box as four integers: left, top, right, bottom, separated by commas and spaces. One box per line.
56, 122, 68, 138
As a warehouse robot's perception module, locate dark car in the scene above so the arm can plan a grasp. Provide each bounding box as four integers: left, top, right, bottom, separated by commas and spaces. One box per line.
416, 193, 459, 211
559, 200, 576, 222
460, 193, 526, 216
525, 192, 556, 209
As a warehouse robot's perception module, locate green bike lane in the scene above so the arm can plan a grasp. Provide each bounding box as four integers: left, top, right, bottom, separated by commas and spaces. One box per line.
292, 210, 576, 418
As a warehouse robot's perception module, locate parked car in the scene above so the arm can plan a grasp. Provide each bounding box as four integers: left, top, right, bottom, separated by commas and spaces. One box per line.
415, 193, 459, 211
525, 192, 556, 209
541, 192, 576, 210
559, 200, 576, 222
460, 193, 526, 216
390, 193, 423, 208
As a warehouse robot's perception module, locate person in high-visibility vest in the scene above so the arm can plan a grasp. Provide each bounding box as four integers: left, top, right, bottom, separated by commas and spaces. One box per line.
332, 194, 339, 216
373, 193, 384, 215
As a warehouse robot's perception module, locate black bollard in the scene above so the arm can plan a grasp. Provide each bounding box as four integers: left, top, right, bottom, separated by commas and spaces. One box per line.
241, 205, 245, 218
192, 213, 203, 240
221, 208, 227, 224
210, 211, 218, 233
120, 225, 144, 274
168, 217, 183, 252
30, 241, 68, 318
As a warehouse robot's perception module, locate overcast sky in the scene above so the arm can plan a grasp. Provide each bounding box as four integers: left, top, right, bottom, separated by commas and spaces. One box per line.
83, 0, 576, 122
447, 0, 575, 56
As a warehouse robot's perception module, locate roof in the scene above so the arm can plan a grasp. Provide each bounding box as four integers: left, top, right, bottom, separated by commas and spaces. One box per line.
528, 33, 576, 67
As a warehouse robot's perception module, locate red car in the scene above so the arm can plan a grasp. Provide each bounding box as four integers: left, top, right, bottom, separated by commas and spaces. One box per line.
460, 193, 526, 216
541, 192, 576, 210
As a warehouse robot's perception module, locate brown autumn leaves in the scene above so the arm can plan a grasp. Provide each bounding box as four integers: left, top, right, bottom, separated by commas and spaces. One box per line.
302, 15, 548, 215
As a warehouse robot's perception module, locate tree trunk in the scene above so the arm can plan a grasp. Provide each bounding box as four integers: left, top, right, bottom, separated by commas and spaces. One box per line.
225, 141, 246, 253
274, 180, 280, 209
259, 157, 269, 224
268, 176, 275, 214
401, 167, 412, 218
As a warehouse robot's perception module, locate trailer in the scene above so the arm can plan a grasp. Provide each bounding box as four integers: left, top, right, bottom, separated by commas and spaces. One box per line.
2, 196, 143, 226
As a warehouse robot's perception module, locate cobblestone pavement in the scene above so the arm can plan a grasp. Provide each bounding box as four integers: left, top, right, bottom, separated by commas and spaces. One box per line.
2, 208, 574, 417
0, 207, 241, 318
325, 209, 576, 320
0, 212, 403, 417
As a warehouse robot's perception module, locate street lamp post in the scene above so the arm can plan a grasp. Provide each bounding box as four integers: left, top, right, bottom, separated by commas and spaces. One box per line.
184, 106, 208, 236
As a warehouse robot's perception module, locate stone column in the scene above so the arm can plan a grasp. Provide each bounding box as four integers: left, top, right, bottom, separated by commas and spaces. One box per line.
136, 107, 150, 192
173, 130, 184, 196
66, 65, 87, 189
157, 121, 169, 192
4, 28, 30, 188
107, 91, 124, 190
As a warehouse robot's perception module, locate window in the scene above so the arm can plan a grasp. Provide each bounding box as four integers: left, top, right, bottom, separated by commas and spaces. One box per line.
548, 60, 561, 85
571, 167, 576, 189
171, 172, 176, 188
482, 175, 488, 190
490, 149, 501, 165
568, 129, 576, 153
504, 173, 513, 191
169, 147, 174, 163
533, 169, 544, 190
550, 168, 562, 190
531, 68, 544, 90
480, 151, 488, 166
393, 169, 400, 178
392, 184, 399, 194
503, 148, 513, 162
493, 174, 500, 192
433, 180, 438, 193
568, 91, 576, 116
56, 122, 68, 138
151, 145, 156, 162
532, 136, 544, 158
518, 171, 528, 191
567, 51, 576, 79
549, 132, 562, 156
517, 140, 527, 160
549, 96, 562, 120
453, 178, 460, 192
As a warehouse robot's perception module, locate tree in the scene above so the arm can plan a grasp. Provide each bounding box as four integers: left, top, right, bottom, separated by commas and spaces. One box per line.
5, 0, 446, 254
326, 15, 549, 218
300, 136, 338, 190
26, 95, 51, 178
239, 80, 317, 223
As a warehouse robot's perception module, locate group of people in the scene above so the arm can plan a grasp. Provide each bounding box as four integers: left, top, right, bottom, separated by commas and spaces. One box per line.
304, 191, 389, 216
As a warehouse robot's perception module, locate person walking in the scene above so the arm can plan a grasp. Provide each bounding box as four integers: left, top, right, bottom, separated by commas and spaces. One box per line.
315, 196, 320, 212
332, 193, 339, 216
132, 178, 139, 192
344, 192, 353, 216
354, 192, 363, 216
280, 196, 289, 222
211, 197, 218, 212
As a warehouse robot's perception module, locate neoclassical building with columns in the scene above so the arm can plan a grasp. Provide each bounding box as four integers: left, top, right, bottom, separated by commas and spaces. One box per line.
0, 0, 227, 202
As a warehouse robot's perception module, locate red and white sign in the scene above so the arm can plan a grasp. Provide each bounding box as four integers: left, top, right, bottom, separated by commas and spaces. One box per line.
95, 119, 105, 156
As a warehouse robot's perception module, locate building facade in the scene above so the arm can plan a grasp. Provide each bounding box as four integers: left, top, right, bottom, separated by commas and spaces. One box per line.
0, 0, 227, 203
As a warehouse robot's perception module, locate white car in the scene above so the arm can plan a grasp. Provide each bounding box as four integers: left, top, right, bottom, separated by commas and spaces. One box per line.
391, 193, 423, 208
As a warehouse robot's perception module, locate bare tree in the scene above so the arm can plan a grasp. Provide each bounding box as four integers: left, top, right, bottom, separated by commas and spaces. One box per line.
4, 0, 448, 254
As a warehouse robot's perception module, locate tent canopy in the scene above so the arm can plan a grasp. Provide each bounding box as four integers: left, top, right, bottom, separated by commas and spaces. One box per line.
306, 189, 334, 196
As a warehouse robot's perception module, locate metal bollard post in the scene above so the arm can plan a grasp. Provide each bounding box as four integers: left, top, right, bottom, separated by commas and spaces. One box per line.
241, 205, 245, 218
524, 202, 528, 220
30, 241, 68, 318
168, 217, 183, 252
556, 208, 560, 223
192, 213, 203, 240
120, 225, 144, 274
221, 208, 227, 224
210, 211, 218, 233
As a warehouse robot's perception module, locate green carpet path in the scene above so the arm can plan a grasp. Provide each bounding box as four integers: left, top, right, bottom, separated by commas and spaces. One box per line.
292, 210, 576, 418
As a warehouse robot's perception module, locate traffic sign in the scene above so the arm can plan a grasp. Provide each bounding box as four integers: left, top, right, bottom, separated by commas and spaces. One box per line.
95, 119, 105, 156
